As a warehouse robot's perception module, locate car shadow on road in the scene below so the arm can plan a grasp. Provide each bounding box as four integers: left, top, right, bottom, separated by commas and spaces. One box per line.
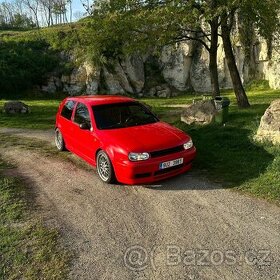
144, 171, 222, 191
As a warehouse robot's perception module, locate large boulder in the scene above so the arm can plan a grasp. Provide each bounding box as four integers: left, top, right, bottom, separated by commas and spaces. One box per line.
3, 101, 29, 114
256, 99, 280, 144
181, 100, 217, 125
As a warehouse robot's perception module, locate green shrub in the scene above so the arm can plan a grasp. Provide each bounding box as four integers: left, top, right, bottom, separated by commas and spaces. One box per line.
0, 40, 59, 94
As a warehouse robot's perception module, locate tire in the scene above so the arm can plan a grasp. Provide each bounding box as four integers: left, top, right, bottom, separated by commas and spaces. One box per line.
55, 128, 66, 151
96, 150, 115, 184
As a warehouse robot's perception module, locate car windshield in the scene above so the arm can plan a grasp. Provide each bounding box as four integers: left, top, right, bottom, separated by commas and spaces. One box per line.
92, 102, 159, 130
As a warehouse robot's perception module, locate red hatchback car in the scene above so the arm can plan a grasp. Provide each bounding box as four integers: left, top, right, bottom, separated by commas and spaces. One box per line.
55, 96, 196, 184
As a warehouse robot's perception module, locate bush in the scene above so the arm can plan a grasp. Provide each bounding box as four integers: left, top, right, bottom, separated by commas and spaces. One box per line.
0, 40, 59, 94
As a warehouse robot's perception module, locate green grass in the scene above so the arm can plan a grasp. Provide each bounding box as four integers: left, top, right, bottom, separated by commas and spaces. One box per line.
0, 157, 70, 279
0, 89, 280, 202
0, 99, 61, 129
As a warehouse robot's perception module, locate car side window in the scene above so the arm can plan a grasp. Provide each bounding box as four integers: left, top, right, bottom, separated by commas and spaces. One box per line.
61, 100, 76, 120
74, 103, 91, 127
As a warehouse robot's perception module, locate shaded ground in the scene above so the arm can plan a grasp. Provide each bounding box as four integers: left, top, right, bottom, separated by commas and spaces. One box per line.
0, 128, 279, 280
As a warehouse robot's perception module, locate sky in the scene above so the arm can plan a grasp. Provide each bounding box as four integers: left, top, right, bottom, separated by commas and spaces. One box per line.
5, 0, 86, 20
72, 0, 85, 16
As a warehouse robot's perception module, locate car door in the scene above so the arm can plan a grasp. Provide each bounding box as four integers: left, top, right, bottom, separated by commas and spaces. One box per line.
72, 102, 98, 164
58, 100, 76, 149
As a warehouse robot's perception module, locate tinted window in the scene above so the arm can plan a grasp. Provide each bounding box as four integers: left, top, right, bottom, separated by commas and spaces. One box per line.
92, 102, 158, 130
74, 103, 91, 126
61, 100, 76, 120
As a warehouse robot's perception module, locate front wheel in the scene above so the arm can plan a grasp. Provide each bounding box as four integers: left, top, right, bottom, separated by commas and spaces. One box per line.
96, 150, 115, 184
55, 128, 66, 151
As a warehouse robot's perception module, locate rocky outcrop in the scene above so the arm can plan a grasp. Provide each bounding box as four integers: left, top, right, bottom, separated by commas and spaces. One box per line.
123, 54, 145, 93
3, 101, 29, 114
190, 46, 212, 92
63, 62, 100, 95
256, 99, 280, 144
261, 44, 280, 89
181, 100, 217, 125
41, 38, 280, 96
102, 65, 126, 94
160, 43, 194, 91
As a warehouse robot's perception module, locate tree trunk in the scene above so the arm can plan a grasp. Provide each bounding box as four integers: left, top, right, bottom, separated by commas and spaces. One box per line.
221, 14, 250, 108
70, 0, 72, 22
209, 17, 220, 98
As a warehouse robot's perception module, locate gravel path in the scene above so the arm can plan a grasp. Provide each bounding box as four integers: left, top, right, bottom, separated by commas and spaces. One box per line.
0, 128, 279, 280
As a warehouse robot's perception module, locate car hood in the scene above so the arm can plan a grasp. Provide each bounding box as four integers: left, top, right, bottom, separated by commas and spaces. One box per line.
99, 121, 190, 152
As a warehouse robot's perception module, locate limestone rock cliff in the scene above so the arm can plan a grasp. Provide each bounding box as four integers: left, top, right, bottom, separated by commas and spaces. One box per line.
41, 39, 280, 95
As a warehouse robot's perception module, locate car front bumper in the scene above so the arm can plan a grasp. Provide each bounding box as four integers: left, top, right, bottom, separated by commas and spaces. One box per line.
114, 147, 196, 185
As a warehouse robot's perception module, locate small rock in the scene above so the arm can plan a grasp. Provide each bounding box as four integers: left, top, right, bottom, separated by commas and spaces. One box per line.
181, 100, 217, 125
157, 88, 171, 98
3, 101, 29, 114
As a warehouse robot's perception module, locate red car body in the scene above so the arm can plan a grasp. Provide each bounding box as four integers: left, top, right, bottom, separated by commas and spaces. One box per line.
55, 95, 196, 185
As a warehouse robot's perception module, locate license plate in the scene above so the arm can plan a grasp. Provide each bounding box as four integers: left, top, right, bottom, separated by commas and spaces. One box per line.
159, 158, 184, 170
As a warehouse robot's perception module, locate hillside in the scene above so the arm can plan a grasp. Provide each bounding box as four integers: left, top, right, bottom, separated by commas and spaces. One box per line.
0, 22, 280, 98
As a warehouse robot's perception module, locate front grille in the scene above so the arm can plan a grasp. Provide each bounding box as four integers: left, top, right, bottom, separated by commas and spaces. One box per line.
154, 164, 184, 176
150, 145, 184, 158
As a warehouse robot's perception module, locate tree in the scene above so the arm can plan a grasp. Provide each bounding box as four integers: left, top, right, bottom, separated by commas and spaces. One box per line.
11, 13, 35, 28
221, 10, 250, 108
22, 0, 40, 27
89, 0, 223, 97
87, 0, 280, 107
40, 0, 54, 26
219, 0, 280, 107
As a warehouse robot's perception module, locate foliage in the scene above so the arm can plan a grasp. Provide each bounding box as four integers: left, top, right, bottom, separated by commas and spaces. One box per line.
0, 39, 59, 94
0, 24, 85, 95
245, 79, 270, 91
0, 13, 35, 29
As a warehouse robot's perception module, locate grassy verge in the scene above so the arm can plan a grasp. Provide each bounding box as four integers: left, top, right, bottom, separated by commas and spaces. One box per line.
0, 156, 70, 279
0, 99, 61, 129
0, 89, 279, 202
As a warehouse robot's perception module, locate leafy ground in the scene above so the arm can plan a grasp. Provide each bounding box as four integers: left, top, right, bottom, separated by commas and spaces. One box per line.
0, 156, 70, 279
0, 88, 280, 203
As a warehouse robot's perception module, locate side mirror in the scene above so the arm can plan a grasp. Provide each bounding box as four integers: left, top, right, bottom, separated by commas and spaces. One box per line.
79, 122, 91, 130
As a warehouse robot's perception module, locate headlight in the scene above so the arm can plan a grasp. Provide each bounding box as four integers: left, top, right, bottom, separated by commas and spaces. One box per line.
128, 152, 150, 161
183, 140, 193, 150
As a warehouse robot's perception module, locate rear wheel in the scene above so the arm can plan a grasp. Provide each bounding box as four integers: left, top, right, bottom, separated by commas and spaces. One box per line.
55, 128, 66, 151
96, 150, 115, 184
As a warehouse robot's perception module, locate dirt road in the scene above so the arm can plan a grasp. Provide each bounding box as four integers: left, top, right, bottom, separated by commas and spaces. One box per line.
0, 128, 279, 280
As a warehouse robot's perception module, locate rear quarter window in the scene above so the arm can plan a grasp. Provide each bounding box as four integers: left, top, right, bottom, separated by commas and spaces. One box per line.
61, 100, 76, 120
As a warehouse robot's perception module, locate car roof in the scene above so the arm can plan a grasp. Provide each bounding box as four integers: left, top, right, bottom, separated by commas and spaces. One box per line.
65, 95, 136, 106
